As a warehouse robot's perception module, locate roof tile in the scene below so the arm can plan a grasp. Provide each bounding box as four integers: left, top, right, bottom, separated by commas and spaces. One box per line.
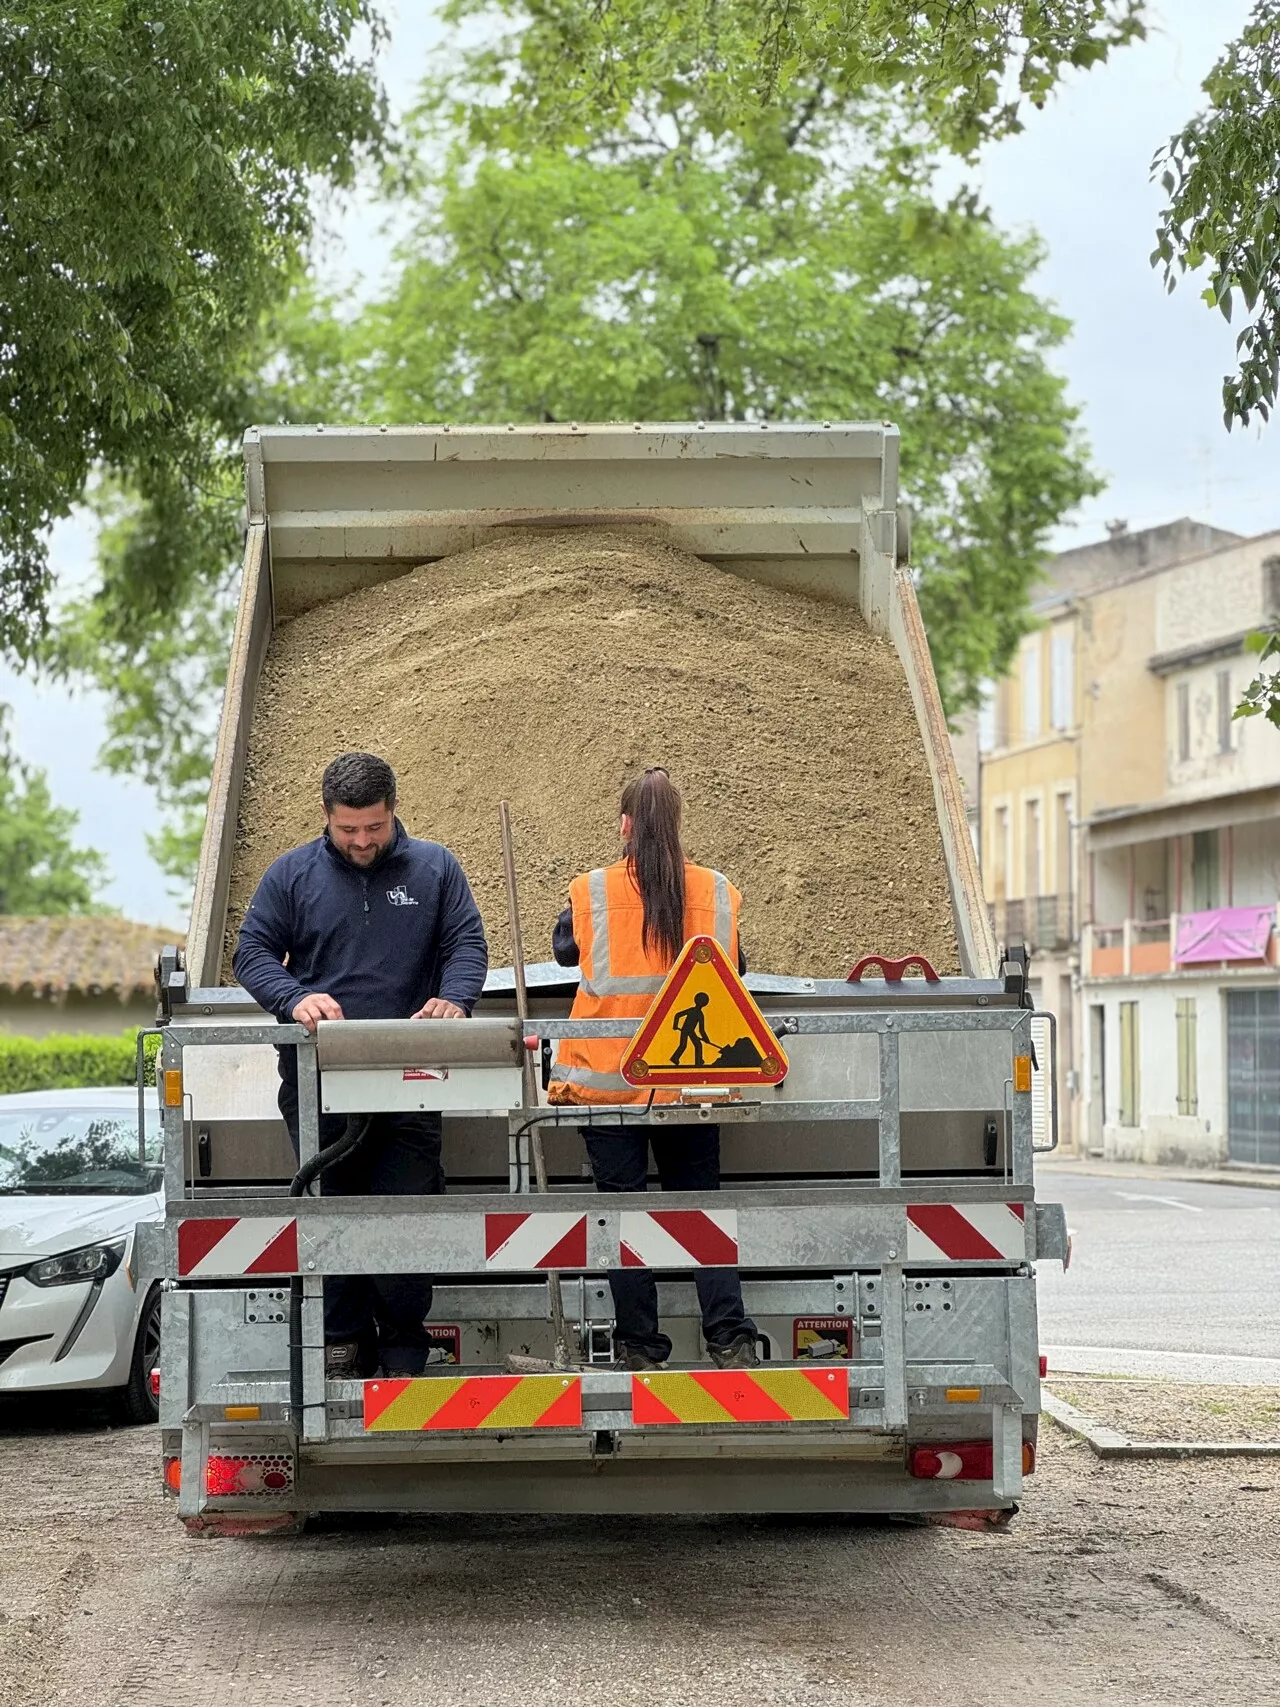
0, 916, 184, 1003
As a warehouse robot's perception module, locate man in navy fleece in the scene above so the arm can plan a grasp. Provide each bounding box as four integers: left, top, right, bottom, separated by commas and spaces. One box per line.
233, 751, 488, 1378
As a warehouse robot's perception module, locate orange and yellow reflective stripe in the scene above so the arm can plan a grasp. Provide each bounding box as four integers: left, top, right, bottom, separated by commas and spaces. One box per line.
632, 1367, 848, 1425
363, 1374, 582, 1432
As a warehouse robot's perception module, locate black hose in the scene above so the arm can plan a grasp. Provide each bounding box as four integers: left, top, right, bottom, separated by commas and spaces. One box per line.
289, 1114, 373, 1198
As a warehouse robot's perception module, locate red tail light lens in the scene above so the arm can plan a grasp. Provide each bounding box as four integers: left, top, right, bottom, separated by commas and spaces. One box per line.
1039, 1355, 1048, 1379
909, 1441, 1036, 1480
149, 1368, 161, 1401
205, 1455, 294, 1497
163, 1456, 182, 1493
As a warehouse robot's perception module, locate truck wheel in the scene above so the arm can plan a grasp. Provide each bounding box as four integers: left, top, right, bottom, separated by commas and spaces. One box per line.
112, 1285, 162, 1426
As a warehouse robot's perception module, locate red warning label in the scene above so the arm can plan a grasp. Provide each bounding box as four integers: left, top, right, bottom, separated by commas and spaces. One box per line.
793, 1317, 857, 1359
426, 1325, 461, 1364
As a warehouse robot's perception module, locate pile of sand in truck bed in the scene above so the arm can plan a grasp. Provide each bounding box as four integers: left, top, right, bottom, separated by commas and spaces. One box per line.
223, 527, 959, 980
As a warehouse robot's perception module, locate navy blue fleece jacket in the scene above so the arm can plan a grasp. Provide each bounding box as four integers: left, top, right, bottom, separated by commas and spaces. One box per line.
233, 823, 489, 1051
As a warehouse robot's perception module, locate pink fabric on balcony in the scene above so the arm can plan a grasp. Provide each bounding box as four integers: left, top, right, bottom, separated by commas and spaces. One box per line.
1174, 905, 1275, 965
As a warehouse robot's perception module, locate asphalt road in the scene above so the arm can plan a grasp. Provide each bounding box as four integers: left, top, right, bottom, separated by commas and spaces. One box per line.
1034, 1167, 1280, 1381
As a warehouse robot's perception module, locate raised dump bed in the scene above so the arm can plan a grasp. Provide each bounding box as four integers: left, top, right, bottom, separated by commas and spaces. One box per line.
191, 421, 992, 991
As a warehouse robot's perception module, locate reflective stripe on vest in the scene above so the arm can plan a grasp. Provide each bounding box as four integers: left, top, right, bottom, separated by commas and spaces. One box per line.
550, 1063, 634, 1094
547, 861, 741, 1106
577, 867, 735, 999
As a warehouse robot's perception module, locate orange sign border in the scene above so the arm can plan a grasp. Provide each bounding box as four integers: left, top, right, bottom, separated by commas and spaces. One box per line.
620, 935, 789, 1087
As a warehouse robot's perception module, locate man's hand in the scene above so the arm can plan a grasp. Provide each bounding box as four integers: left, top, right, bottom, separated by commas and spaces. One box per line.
412, 998, 466, 1019
292, 992, 344, 1032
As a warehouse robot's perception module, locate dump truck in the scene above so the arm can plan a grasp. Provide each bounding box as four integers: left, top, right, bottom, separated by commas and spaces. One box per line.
151, 422, 1067, 1532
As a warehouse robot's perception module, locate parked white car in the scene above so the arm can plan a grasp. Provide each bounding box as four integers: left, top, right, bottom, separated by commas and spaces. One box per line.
0, 1087, 162, 1423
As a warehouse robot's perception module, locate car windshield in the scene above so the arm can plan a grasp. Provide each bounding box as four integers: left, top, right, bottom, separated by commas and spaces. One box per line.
0, 1107, 163, 1196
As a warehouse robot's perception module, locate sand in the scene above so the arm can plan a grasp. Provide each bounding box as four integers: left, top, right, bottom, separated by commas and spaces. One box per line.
223, 527, 958, 978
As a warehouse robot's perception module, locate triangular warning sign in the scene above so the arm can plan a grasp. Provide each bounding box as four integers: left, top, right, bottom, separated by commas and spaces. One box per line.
620, 936, 789, 1088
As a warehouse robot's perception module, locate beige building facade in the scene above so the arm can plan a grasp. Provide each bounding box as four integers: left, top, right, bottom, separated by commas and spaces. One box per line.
967, 520, 1280, 1164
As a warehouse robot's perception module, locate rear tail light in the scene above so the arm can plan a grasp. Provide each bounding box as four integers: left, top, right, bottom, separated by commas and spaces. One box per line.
149, 1368, 161, 1401
1039, 1355, 1048, 1379
909, 1441, 1035, 1481
163, 1456, 182, 1494
204, 1453, 295, 1497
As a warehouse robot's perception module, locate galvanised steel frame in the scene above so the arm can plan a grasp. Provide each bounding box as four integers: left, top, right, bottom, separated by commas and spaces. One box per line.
158, 991, 1066, 1520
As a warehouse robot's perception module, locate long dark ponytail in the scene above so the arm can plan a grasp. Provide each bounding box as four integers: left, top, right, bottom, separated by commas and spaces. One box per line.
622, 767, 686, 965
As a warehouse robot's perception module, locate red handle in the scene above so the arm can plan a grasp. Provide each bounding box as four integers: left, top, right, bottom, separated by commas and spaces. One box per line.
847, 953, 940, 984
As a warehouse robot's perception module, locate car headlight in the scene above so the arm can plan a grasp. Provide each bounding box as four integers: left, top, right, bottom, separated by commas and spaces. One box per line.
25, 1240, 126, 1287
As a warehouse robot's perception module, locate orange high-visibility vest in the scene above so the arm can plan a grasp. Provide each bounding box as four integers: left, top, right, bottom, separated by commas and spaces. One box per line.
547, 859, 742, 1106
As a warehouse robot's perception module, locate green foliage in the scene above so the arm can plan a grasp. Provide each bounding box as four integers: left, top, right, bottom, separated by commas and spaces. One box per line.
0, 708, 110, 912
47, 481, 240, 887
1234, 630, 1280, 728
0, 1029, 159, 1096
1153, 2, 1280, 430
300, 99, 1099, 711
441, 0, 1146, 155
47, 0, 1114, 875
1153, 3, 1280, 725
0, 0, 387, 658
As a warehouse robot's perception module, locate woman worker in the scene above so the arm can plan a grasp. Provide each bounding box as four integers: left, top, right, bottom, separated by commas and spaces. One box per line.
547, 767, 759, 1372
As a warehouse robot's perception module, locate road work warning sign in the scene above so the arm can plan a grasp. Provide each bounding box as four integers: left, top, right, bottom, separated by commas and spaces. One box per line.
620, 935, 789, 1088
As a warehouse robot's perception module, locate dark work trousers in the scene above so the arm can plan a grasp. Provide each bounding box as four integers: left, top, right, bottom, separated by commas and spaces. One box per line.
581, 1122, 757, 1362
279, 1080, 443, 1375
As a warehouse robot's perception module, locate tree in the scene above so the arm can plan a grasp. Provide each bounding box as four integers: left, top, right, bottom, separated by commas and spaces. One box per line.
0, 0, 387, 659
442, 0, 1145, 153
56, 1, 1116, 878
1153, 2, 1280, 431
48, 483, 240, 886
1151, 2, 1280, 723
311, 96, 1098, 712
0, 711, 109, 914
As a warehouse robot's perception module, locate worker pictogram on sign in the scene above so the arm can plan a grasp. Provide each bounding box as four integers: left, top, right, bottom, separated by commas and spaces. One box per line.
362, 1374, 582, 1432
177, 1216, 299, 1278
620, 935, 788, 1087
631, 1368, 849, 1426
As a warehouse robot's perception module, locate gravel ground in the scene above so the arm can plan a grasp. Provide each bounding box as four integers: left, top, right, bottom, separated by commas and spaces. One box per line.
2, 1398, 1277, 1707
1046, 1379, 1280, 1443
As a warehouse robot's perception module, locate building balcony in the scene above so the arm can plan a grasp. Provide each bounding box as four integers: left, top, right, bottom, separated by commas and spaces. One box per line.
988, 894, 1074, 953
1085, 905, 1280, 978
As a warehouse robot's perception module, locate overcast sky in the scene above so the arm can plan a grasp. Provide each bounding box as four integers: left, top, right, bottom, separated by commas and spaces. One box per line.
2, 0, 1274, 930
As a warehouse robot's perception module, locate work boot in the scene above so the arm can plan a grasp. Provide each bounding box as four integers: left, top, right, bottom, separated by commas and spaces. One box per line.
324, 1340, 361, 1379
614, 1344, 667, 1372
378, 1350, 428, 1378
708, 1335, 760, 1369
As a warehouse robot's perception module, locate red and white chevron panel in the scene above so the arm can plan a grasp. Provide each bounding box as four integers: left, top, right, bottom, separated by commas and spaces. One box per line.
483, 1211, 588, 1270
906, 1202, 1027, 1263
177, 1216, 299, 1278
618, 1209, 739, 1268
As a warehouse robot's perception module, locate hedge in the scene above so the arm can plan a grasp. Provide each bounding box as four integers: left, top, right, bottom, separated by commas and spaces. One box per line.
0, 1029, 161, 1096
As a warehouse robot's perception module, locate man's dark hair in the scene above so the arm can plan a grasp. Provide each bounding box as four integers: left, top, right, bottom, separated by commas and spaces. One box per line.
322, 752, 397, 814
